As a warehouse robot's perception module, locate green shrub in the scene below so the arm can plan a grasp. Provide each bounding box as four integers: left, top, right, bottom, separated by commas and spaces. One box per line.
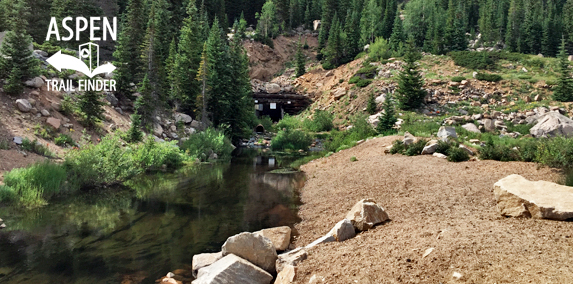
536, 137, 573, 168
336, 144, 353, 152
276, 114, 303, 130
21, 138, 54, 157
256, 116, 275, 132
60, 94, 76, 115
404, 139, 427, 156
3, 162, 68, 207
475, 72, 503, 82
349, 76, 360, 84
355, 66, 377, 79
435, 140, 453, 154
447, 147, 470, 162
350, 156, 358, 162
270, 128, 313, 150
54, 134, 74, 147
181, 128, 234, 162
0, 185, 17, 203
479, 138, 520, 161
289, 153, 324, 170
356, 79, 373, 88
322, 61, 335, 70
545, 79, 557, 86
449, 51, 495, 69
517, 75, 532, 80
390, 139, 405, 154
0, 139, 10, 150
524, 58, 545, 68
368, 37, 392, 62
33, 41, 76, 56
324, 114, 376, 152
303, 110, 334, 132
518, 139, 539, 162
451, 76, 466, 82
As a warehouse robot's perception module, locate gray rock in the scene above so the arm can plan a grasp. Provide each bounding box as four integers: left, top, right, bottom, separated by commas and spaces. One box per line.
437, 126, 457, 140
254, 226, 291, 251
46, 117, 61, 129
16, 99, 32, 112
530, 112, 573, 138
328, 219, 356, 242
105, 92, 119, 106
221, 232, 278, 273
51, 102, 61, 111
13, 137, 22, 145
175, 112, 192, 124
462, 123, 480, 133
276, 248, 307, 273
41, 109, 50, 117
403, 132, 415, 146
194, 254, 273, 284
153, 123, 163, 137
421, 140, 438, 155
433, 152, 447, 159
191, 120, 203, 130
24, 77, 44, 88
266, 83, 281, 94
192, 252, 223, 277
483, 118, 495, 132
459, 144, 474, 156
494, 174, 573, 220
375, 94, 386, 104
345, 199, 389, 231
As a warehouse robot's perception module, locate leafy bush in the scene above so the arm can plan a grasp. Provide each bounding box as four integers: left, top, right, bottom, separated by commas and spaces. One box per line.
449, 51, 495, 70
303, 110, 334, 132
60, 94, 76, 115
451, 76, 466, 82
404, 139, 427, 156
367, 93, 377, 115
536, 137, 573, 168
0, 139, 10, 150
368, 37, 392, 62
181, 128, 234, 162
475, 72, 503, 82
524, 58, 545, 68
356, 79, 373, 88
322, 61, 335, 70
545, 79, 557, 86
54, 134, 74, 147
324, 113, 376, 152
355, 66, 377, 79
390, 139, 405, 154
256, 116, 275, 132
3, 162, 68, 207
0, 185, 16, 203
435, 140, 453, 154
33, 41, 76, 56
276, 114, 303, 130
349, 76, 360, 84
447, 147, 470, 162
21, 138, 54, 157
478, 138, 520, 161
270, 128, 313, 150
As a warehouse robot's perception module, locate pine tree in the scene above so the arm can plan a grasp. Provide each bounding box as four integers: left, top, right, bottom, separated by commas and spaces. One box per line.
377, 94, 397, 134
304, 3, 312, 29
135, 75, 155, 127
343, 3, 362, 60
396, 39, 426, 110
113, 0, 146, 96
165, 38, 177, 105
367, 93, 377, 114
553, 38, 573, 102
381, 0, 396, 39
256, 0, 279, 39
295, 39, 306, 77
206, 18, 232, 128
505, 0, 524, 52
79, 89, 105, 127
196, 43, 209, 124
172, 0, 203, 114
0, 0, 39, 95
127, 113, 144, 143
360, 0, 381, 45
389, 12, 404, 53
323, 13, 343, 68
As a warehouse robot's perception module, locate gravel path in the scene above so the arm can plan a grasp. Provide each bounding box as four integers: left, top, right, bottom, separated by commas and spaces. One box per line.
293, 136, 573, 283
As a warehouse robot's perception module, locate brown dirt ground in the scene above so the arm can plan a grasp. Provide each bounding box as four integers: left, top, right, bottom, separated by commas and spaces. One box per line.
294, 135, 573, 284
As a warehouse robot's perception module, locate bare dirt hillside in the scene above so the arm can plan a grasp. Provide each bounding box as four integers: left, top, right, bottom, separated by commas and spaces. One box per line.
245, 35, 318, 81
294, 136, 573, 284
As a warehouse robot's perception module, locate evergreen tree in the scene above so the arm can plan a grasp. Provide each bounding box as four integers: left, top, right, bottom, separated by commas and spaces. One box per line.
318, 0, 339, 57
505, 0, 524, 52
389, 12, 404, 53
79, 89, 105, 127
553, 38, 573, 102
165, 38, 178, 104
0, 0, 39, 95
304, 3, 312, 29
295, 39, 306, 77
127, 113, 144, 143
377, 94, 397, 134
381, 0, 396, 39
206, 18, 232, 129
360, 0, 381, 45
344, 6, 362, 60
113, 0, 146, 96
367, 93, 377, 114
444, 0, 467, 52
135, 75, 155, 127
256, 0, 279, 39
196, 43, 209, 124
396, 40, 426, 110
323, 13, 343, 68
172, 0, 203, 114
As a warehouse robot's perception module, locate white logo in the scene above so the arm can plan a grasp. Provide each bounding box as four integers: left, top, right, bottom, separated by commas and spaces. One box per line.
46, 42, 116, 78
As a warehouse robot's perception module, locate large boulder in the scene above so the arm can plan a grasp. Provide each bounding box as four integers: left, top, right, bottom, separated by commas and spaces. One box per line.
266, 83, 281, 94
174, 112, 193, 124
193, 254, 273, 284
368, 112, 383, 128
276, 247, 307, 273
254, 226, 291, 251
493, 174, 573, 220
529, 112, 573, 138
24, 77, 44, 88
483, 118, 495, 132
462, 123, 481, 133
105, 92, 119, 106
15, 99, 32, 112
192, 252, 223, 278
345, 199, 389, 231
153, 123, 163, 137
437, 126, 457, 140
403, 132, 415, 146
328, 219, 355, 242
421, 140, 438, 155
221, 232, 278, 273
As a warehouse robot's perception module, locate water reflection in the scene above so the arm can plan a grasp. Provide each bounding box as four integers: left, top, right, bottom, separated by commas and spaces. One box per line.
0, 149, 304, 284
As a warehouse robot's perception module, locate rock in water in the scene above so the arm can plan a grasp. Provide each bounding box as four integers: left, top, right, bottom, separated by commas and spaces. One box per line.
529, 112, 573, 138
254, 226, 291, 251
493, 174, 573, 220
192, 252, 223, 278
16, 99, 32, 112
276, 248, 307, 273
437, 126, 457, 140
328, 219, 356, 242
221, 232, 278, 273
194, 254, 273, 284
345, 199, 389, 231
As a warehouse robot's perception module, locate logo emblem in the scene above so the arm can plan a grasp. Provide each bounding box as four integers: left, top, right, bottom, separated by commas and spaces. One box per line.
46, 42, 115, 78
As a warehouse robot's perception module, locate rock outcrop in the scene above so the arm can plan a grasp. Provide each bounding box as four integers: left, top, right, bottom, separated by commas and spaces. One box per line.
529, 112, 573, 138
345, 199, 389, 231
493, 174, 573, 220
221, 232, 278, 273
254, 226, 291, 251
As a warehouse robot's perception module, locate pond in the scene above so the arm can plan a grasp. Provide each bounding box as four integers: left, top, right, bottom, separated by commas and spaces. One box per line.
0, 149, 305, 283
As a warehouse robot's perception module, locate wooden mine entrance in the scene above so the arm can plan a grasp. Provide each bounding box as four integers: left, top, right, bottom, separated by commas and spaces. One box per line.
253, 92, 312, 122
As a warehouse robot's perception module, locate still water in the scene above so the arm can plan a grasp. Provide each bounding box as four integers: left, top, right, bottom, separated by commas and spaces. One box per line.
0, 149, 305, 283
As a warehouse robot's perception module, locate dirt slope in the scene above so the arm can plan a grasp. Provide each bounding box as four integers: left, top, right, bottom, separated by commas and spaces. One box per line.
294, 136, 573, 283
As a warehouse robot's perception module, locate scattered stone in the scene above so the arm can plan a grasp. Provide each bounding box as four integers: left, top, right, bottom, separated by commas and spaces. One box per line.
27, 98, 36, 106
192, 252, 223, 277
30, 107, 38, 115
46, 117, 61, 129
345, 199, 389, 231
494, 174, 573, 220
437, 126, 457, 140
115, 107, 123, 115
469, 139, 480, 144
51, 102, 61, 111
534, 94, 542, 101
529, 112, 573, 138
483, 118, 495, 132
41, 109, 50, 117
276, 248, 307, 273
459, 144, 474, 156
452, 272, 463, 280
332, 88, 346, 100
403, 132, 415, 146
194, 254, 273, 284
462, 123, 480, 133
328, 219, 356, 242
305, 234, 335, 249
105, 92, 119, 106
16, 99, 32, 112
166, 272, 175, 278
13, 137, 22, 145
275, 264, 296, 284
422, 248, 434, 258
375, 94, 386, 104
0, 223, 5, 229
221, 232, 278, 273
421, 140, 438, 155
433, 152, 447, 159
153, 123, 164, 137
24, 77, 44, 88
254, 226, 292, 251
